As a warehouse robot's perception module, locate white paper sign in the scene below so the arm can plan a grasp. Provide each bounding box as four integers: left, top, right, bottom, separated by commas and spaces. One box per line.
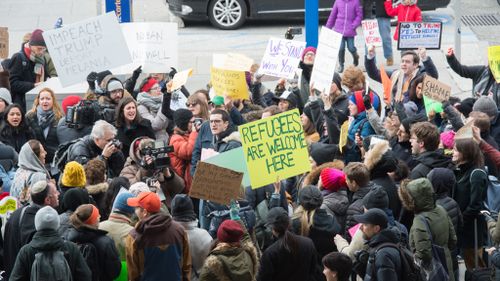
170, 90, 188, 111
43, 12, 132, 87
310, 27, 343, 93
258, 38, 306, 79
362, 20, 383, 47
114, 22, 178, 74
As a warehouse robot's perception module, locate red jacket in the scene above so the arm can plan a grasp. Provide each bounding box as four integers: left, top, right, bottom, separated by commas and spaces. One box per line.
169, 128, 198, 192
384, 1, 422, 40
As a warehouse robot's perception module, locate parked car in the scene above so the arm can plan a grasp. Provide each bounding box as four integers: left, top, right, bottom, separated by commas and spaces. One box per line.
166, 0, 451, 30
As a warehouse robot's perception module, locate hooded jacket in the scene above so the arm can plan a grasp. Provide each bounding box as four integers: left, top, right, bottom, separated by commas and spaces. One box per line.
98, 212, 134, 261
63, 226, 121, 281
325, 0, 363, 37
410, 150, 452, 179
125, 212, 191, 281
364, 228, 403, 281
10, 143, 50, 200
384, 0, 422, 40
345, 182, 376, 234
169, 128, 198, 192
399, 179, 457, 281
321, 189, 349, 233
9, 229, 91, 281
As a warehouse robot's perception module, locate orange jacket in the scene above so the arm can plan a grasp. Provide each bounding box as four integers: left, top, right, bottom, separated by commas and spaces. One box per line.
169, 129, 198, 192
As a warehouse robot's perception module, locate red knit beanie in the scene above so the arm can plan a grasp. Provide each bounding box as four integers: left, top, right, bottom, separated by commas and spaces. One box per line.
29, 29, 46, 47
61, 95, 82, 115
217, 220, 244, 243
320, 168, 347, 192
301, 46, 317, 61
141, 78, 158, 93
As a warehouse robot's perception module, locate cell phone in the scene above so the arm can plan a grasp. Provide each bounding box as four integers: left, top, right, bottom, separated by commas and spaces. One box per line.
194, 118, 203, 127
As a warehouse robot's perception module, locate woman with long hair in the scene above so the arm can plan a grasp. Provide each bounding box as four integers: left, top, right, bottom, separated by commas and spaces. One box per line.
406, 75, 425, 113
0, 104, 34, 152
452, 138, 488, 271
186, 93, 210, 121
26, 87, 63, 171
115, 96, 155, 158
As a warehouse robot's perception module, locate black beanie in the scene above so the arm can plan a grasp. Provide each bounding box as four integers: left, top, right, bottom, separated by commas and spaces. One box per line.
61, 188, 90, 213
310, 142, 339, 166
332, 72, 342, 90
303, 104, 313, 121
363, 186, 389, 210
401, 113, 427, 134
171, 194, 197, 222
456, 97, 475, 118
174, 109, 193, 131
96, 70, 113, 85
427, 168, 456, 195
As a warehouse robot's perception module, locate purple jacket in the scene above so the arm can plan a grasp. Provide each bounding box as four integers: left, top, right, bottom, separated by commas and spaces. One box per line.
325, 0, 363, 37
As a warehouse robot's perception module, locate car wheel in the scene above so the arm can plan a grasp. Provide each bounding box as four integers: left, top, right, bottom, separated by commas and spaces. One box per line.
208, 0, 247, 30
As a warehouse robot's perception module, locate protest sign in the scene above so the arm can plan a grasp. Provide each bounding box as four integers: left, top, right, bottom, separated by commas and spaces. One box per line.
258, 37, 306, 79
0, 196, 17, 218
114, 22, 178, 74
238, 109, 311, 189
423, 95, 443, 117
169, 90, 188, 111
203, 147, 251, 187
455, 122, 473, 140
310, 27, 343, 93
43, 12, 131, 87
488, 46, 500, 83
362, 20, 382, 47
421, 75, 451, 102
171, 68, 193, 91
189, 162, 243, 205
0, 27, 8, 59
210, 67, 248, 100
398, 22, 442, 50
223, 53, 254, 71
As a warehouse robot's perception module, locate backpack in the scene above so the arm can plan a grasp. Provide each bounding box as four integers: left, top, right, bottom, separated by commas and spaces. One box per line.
77, 242, 100, 281
207, 204, 256, 238
254, 196, 274, 251
52, 138, 80, 173
472, 168, 500, 214
30, 249, 73, 281
371, 242, 425, 281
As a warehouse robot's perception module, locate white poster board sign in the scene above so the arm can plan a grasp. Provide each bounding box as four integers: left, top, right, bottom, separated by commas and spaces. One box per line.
397, 22, 443, 50
310, 27, 343, 93
258, 38, 306, 79
362, 20, 383, 47
43, 12, 132, 87
113, 22, 178, 74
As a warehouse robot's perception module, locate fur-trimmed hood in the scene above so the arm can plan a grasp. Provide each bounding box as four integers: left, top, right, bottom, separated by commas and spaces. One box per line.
303, 160, 345, 187
85, 182, 108, 195
398, 178, 435, 213
364, 141, 397, 178
202, 241, 258, 281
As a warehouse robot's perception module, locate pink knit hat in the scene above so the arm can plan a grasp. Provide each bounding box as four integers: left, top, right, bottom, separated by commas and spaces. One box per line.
440, 130, 455, 149
301, 47, 317, 61
320, 168, 347, 192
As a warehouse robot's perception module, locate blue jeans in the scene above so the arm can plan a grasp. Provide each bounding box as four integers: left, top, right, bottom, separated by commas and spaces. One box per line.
339, 36, 357, 54
377, 17, 393, 59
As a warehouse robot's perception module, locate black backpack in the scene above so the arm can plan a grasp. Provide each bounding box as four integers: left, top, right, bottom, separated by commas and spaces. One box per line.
76, 242, 100, 281
30, 248, 73, 281
370, 242, 425, 281
52, 138, 80, 173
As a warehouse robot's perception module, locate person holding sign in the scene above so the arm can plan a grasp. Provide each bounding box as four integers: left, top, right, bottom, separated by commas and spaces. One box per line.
325, 0, 363, 73
384, 0, 422, 41
137, 78, 171, 142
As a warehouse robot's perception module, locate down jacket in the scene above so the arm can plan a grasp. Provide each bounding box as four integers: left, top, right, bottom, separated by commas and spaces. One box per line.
169, 128, 198, 192
384, 0, 422, 40
325, 0, 363, 37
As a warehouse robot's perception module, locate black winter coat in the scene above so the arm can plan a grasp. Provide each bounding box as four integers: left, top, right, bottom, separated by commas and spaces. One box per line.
115, 119, 155, 158
372, 175, 401, 220
364, 229, 403, 281
62, 226, 121, 281
56, 118, 92, 146
0, 121, 34, 153
9, 229, 91, 281
410, 150, 452, 180
345, 184, 373, 235
25, 111, 60, 165
245, 184, 288, 211
257, 232, 322, 281
320, 93, 349, 144
68, 135, 125, 178
436, 193, 463, 237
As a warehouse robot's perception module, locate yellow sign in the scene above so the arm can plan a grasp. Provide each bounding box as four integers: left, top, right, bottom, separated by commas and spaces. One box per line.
238, 109, 311, 189
0, 196, 17, 215
339, 120, 350, 153
210, 67, 249, 100
488, 46, 500, 83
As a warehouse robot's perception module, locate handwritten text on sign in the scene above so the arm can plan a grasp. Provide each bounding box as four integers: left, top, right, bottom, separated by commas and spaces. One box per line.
398, 22, 442, 50
259, 38, 306, 79
422, 75, 451, 102
238, 109, 311, 189
189, 162, 243, 205
310, 27, 343, 93
210, 67, 248, 100
43, 12, 131, 87
362, 20, 382, 47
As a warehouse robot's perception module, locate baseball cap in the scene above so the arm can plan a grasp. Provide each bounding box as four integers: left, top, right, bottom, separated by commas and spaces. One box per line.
127, 191, 161, 213
353, 208, 388, 229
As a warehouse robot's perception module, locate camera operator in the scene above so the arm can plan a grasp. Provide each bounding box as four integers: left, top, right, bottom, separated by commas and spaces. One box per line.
67, 120, 125, 178
96, 74, 134, 123
120, 137, 185, 209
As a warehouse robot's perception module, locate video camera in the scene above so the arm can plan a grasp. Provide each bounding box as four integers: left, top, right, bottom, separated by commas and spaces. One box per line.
65, 100, 115, 129
140, 140, 174, 170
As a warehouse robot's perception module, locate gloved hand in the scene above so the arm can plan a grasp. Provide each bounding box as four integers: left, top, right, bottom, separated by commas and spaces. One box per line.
230, 199, 241, 221
132, 66, 142, 80
363, 93, 372, 110
168, 67, 178, 79
86, 71, 98, 90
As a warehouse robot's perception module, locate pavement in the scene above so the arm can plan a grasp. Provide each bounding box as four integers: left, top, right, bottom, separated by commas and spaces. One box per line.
2, 0, 499, 101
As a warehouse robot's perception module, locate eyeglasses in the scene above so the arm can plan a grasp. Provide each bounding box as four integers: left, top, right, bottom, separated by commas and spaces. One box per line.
186, 103, 198, 107
210, 119, 223, 124
110, 89, 123, 96
150, 86, 161, 91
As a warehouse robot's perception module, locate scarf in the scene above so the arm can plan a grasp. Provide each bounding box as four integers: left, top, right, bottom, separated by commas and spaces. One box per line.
23, 43, 45, 83
36, 105, 55, 130
137, 92, 162, 114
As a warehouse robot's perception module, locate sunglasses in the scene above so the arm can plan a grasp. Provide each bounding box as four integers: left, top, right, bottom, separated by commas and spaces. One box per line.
186, 102, 198, 107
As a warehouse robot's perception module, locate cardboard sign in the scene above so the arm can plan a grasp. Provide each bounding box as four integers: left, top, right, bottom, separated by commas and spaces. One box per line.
171, 68, 193, 91
238, 109, 311, 189
258, 38, 306, 79
310, 27, 343, 93
362, 20, 382, 47
421, 75, 451, 102
203, 147, 251, 187
114, 22, 178, 74
43, 12, 132, 87
398, 22, 442, 50
488, 46, 500, 83
455, 122, 473, 140
0, 27, 8, 59
210, 67, 248, 100
189, 162, 243, 205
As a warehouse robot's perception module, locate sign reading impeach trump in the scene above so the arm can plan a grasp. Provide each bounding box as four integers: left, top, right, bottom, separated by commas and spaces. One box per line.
43, 12, 131, 87
238, 109, 311, 189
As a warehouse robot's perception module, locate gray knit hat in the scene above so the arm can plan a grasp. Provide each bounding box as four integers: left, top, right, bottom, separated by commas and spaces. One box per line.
35, 206, 60, 231
472, 96, 498, 119
0, 87, 11, 105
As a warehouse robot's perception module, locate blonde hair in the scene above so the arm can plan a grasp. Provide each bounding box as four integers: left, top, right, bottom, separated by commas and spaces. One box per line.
29, 87, 64, 120
292, 205, 316, 236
